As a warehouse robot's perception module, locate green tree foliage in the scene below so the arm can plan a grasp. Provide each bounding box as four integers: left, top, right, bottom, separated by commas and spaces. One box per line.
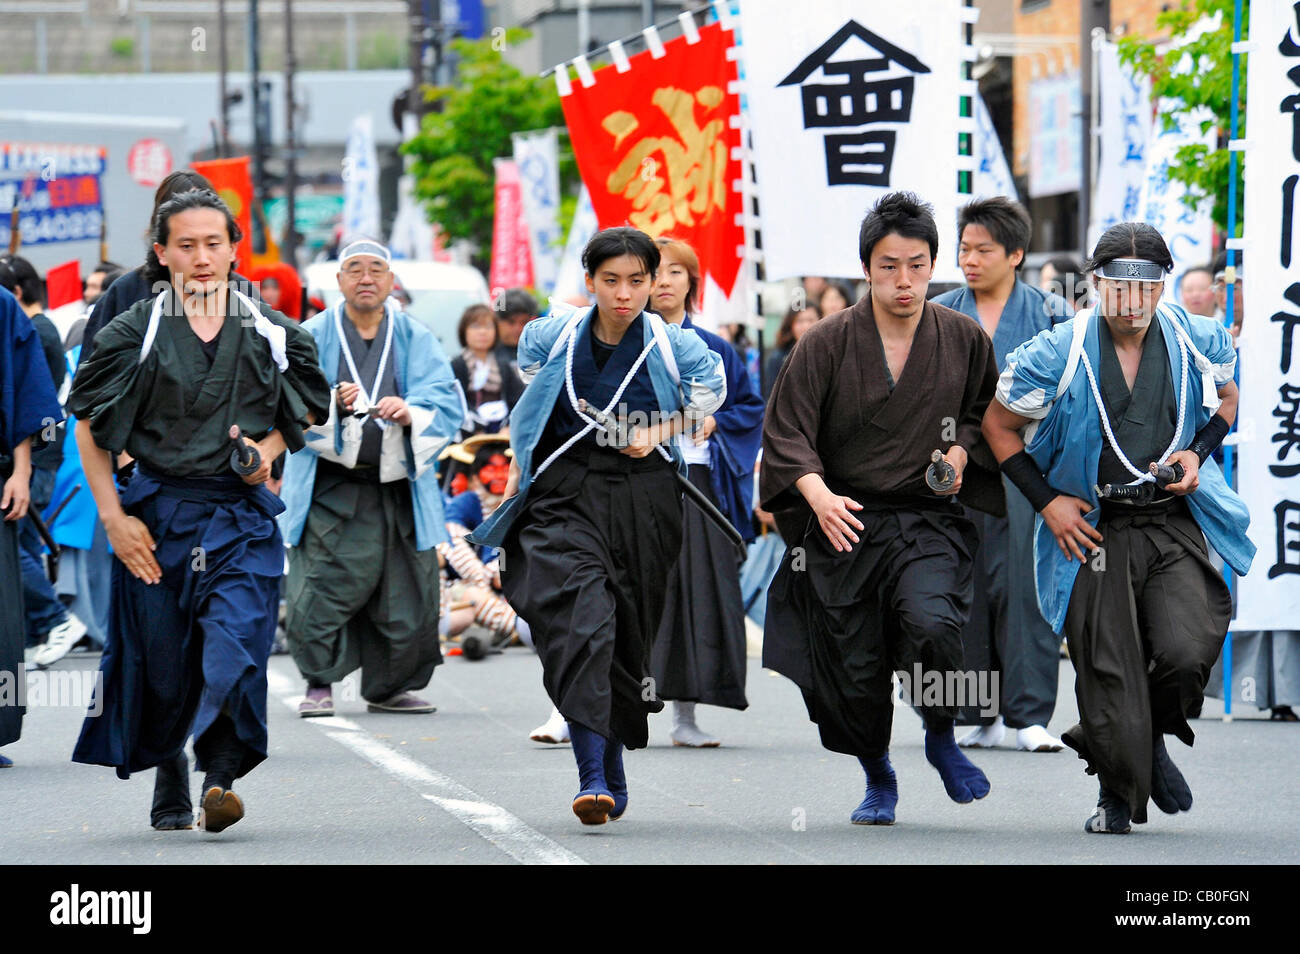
401, 30, 577, 264
1117, 0, 1248, 236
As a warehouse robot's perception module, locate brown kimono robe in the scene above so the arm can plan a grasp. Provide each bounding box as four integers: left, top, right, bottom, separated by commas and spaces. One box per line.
759, 297, 1003, 758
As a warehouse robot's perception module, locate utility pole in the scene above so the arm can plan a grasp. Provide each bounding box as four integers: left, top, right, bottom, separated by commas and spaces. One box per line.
407, 0, 425, 126
429, 0, 444, 86
1079, 0, 1109, 256
249, 0, 264, 213
284, 0, 298, 267
217, 0, 229, 155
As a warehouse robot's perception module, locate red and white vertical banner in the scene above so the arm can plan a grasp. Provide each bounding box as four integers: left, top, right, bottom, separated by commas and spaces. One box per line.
1235, 1, 1300, 627
489, 158, 534, 294
556, 18, 745, 327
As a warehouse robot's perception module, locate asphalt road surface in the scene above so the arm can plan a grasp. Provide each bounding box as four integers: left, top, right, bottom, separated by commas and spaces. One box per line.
4, 646, 1297, 865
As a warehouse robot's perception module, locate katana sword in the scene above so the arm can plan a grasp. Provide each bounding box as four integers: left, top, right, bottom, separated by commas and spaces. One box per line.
578, 399, 748, 558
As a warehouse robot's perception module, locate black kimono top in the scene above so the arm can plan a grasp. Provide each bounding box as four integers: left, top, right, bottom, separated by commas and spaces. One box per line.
68, 289, 331, 477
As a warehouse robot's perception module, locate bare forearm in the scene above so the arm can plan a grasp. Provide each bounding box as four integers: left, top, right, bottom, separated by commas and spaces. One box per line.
795, 472, 830, 502
76, 419, 126, 524
10, 437, 31, 480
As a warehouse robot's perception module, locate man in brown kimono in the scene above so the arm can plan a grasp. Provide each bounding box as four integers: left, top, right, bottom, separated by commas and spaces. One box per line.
761, 191, 1003, 826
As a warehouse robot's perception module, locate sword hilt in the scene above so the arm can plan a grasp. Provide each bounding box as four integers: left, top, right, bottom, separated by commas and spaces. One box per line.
1150, 461, 1185, 488
925, 449, 956, 493
1096, 481, 1155, 503
229, 425, 262, 476
577, 399, 628, 448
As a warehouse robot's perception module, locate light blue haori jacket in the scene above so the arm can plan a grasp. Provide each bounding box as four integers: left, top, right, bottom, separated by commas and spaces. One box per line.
998, 300, 1254, 632
933, 279, 1073, 372
279, 305, 466, 551
469, 303, 728, 550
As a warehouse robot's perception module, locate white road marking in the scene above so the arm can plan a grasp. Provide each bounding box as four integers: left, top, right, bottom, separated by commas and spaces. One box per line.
267, 670, 585, 865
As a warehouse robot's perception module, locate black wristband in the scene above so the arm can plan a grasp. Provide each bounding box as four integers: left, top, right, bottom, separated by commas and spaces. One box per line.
1188, 414, 1230, 464
999, 450, 1059, 512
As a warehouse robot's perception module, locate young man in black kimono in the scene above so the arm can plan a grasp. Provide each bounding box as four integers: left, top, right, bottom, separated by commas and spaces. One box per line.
761, 191, 1003, 826
68, 190, 330, 832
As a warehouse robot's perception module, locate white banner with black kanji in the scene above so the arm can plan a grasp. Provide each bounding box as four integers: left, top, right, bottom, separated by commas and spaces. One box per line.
1234, 0, 1300, 628
737, 0, 967, 282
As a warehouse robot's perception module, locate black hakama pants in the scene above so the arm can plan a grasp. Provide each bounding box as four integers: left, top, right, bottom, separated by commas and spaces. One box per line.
502, 450, 682, 750
765, 499, 977, 758
650, 464, 749, 711
72, 467, 282, 780
1, 514, 25, 748
1061, 497, 1231, 824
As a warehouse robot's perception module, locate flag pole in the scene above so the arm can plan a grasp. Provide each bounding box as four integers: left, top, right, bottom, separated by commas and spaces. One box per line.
1221, 0, 1245, 722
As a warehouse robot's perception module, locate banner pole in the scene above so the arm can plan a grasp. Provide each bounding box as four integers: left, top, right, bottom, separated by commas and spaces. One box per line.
1221, 0, 1244, 722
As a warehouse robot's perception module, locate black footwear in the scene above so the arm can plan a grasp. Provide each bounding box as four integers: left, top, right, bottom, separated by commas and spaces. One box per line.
1269, 706, 1299, 722
198, 787, 245, 833
1150, 736, 1193, 814
1084, 785, 1132, 834
150, 752, 193, 829
152, 813, 194, 831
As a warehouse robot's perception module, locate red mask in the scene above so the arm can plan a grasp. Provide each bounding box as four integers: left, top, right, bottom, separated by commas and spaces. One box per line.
477, 454, 509, 496
449, 473, 469, 496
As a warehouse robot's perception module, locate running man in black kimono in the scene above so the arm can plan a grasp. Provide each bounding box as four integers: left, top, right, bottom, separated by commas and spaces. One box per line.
68, 190, 330, 832
761, 192, 1003, 826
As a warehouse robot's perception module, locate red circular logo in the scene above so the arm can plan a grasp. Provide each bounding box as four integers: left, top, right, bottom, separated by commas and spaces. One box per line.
127, 139, 173, 187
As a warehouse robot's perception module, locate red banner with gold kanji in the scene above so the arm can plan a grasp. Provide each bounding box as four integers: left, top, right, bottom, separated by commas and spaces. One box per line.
560, 21, 743, 297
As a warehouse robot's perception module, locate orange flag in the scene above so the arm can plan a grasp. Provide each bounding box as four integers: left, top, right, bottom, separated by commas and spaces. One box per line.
190, 157, 254, 272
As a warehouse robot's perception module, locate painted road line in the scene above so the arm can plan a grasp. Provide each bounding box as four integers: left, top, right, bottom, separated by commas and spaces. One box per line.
267, 669, 585, 865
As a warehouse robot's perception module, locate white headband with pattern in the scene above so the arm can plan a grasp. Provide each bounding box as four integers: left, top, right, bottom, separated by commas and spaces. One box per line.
1098, 258, 1166, 282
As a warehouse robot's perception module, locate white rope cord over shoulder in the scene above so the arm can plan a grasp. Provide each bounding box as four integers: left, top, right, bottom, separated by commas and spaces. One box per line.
333, 298, 396, 429
138, 288, 289, 371
1078, 320, 1189, 485
531, 320, 667, 480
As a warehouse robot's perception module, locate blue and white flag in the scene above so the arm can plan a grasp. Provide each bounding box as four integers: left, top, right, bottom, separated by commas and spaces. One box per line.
512, 128, 563, 296
550, 183, 597, 305
342, 114, 381, 240
1136, 102, 1214, 293
973, 92, 1017, 200
1088, 40, 1151, 252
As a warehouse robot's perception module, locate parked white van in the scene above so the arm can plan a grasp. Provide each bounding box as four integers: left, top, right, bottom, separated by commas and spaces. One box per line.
304, 260, 491, 357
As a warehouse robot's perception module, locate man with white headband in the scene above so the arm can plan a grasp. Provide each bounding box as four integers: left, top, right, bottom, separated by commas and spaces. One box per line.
982, 222, 1254, 834
280, 239, 464, 718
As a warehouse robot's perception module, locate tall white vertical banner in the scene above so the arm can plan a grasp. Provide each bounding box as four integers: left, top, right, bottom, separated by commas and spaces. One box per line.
737, 0, 966, 281
511, 128, 563, 296
1088, 40, 1151, 252
973, 93, 1017, 200
551, 183, 597, 305
1135, 102, 1215, 292
1235, 1, 1300, 628
342, 114, 381, 240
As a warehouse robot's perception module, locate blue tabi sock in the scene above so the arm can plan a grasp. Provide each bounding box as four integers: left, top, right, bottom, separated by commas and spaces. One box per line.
925, 725, 991, 803
604, 740, 628, 820
851, 754, 898, 825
